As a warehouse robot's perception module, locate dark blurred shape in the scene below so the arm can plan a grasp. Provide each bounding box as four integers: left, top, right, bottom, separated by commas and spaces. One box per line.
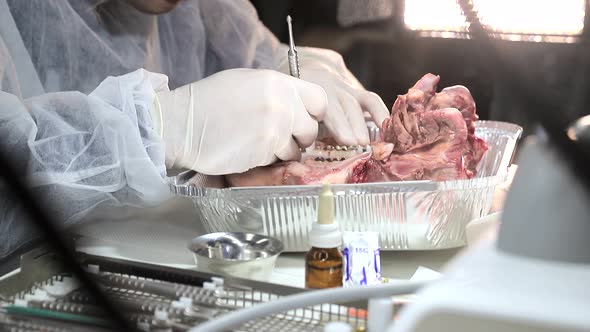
0, 146, 130, 330
336, 0, 394, 27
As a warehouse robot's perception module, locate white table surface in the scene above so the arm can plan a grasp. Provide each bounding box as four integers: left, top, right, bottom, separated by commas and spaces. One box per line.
74, 197, 463, 288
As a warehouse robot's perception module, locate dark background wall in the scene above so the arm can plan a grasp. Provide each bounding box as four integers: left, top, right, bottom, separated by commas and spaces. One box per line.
250, 0, 590, 137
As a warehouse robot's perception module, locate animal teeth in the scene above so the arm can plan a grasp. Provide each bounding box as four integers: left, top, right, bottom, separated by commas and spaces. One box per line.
340, 157, 345, 161
313, 144, 367, 156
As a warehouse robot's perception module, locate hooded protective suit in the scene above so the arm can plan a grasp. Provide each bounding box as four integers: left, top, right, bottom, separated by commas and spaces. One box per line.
0, 0, 285, 260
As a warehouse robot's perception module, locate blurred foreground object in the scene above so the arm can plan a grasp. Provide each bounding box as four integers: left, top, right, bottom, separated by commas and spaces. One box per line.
389, 137, 590, 332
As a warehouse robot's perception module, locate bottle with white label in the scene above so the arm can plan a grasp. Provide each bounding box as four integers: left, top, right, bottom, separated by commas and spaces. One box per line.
305, 184, 343, 289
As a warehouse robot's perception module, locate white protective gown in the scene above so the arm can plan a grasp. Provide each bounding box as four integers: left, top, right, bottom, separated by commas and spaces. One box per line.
0, 0, 283, 259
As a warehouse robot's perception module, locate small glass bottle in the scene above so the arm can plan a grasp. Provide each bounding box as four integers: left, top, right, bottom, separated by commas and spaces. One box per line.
305, 184, 343, 289
305, 247, 343, 289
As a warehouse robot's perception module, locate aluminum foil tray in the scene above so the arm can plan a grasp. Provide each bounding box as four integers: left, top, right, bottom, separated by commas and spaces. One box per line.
170, 121, 522, 251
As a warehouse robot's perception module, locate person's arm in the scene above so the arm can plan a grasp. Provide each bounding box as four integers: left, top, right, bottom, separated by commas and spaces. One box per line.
0, 69, 170, 229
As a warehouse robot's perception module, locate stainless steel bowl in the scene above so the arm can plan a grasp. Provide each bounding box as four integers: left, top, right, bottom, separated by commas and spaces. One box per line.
187, 232, 284, 280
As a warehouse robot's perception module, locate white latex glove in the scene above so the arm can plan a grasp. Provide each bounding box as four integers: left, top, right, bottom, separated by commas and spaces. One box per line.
151, 68, 327, 175
278, 46, 390, 146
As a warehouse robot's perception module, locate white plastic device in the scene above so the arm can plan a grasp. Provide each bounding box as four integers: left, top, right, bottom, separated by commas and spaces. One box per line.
388, 242, 590, 332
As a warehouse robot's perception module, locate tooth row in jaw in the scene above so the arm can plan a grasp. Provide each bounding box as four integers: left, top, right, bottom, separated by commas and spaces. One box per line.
301, 144, 372, 163
320, 145, 369, 152
314, 157, 347, 162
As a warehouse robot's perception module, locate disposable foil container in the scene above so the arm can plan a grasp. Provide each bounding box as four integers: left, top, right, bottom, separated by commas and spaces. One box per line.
170, 121, 522, 251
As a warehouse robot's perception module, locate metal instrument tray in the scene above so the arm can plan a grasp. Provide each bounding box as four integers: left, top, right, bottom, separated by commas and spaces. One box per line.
0, 247, 368, 331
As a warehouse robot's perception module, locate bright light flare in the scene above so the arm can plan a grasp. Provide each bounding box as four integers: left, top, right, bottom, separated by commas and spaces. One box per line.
475, 0, 584, 35
404, 0, 468, 32
404, 0, 585, 41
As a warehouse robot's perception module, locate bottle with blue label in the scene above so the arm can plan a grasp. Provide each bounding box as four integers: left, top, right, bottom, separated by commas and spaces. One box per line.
305, 184, 343, 289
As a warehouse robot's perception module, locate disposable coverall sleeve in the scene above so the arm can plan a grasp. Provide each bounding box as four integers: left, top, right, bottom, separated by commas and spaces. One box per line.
0, 69, 170, 259
198, 0, 284, 76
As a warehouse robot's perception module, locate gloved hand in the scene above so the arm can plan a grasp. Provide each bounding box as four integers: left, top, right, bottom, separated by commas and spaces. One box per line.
150, 68, 328, 175
278, 46, 390, 146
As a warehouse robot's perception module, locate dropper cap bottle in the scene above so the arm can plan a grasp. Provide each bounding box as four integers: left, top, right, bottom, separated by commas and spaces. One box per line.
305, 184, 343, 289
309, 184, 342, 248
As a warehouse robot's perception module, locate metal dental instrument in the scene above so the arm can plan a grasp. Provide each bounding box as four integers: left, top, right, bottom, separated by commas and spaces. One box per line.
287, 15, 309, 153
286, 15, 300, 79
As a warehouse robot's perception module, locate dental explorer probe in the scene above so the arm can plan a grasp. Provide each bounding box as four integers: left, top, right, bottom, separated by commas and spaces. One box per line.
286, 15, 300, 79
287, 15, 310, 153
